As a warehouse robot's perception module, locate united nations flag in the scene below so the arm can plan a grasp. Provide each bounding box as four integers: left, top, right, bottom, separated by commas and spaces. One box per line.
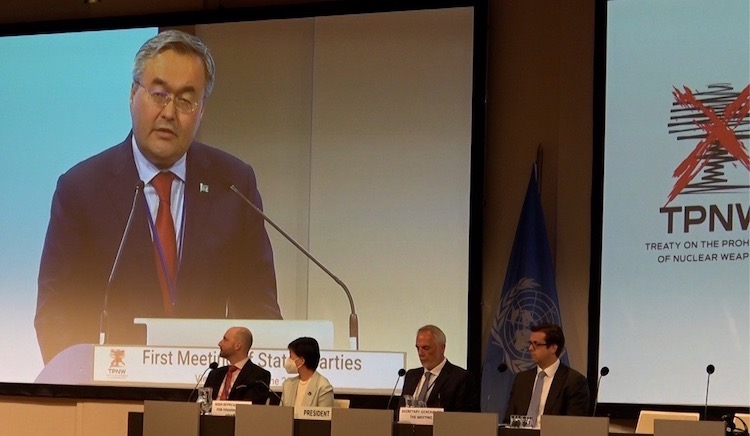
480, 164, 568, 418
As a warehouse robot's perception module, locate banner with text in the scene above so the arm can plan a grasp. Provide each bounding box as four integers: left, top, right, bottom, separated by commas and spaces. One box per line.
93, 346, 405, 395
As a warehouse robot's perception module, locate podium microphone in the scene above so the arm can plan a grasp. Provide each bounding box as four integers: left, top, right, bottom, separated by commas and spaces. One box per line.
704, 364, 714, 420
99, 181, 144, 345
386, 368, 407, 411
229, 184, 359, 350
593, 366, 609, 417
188, 362, 218, 402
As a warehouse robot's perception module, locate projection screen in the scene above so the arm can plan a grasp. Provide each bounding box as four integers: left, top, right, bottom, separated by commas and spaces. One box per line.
0, 6, 478, 395
598, 0, 749, 407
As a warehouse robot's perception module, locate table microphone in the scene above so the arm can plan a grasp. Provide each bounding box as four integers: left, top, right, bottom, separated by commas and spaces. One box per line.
593, 366, 609, 416
386, 368, 407, 410
483, 363, 508, 412
188, 362, 218, 402
99, 180, 144, 345
229, 184, 359, 350
254, 379, 283, 404
704, 364, 714, 420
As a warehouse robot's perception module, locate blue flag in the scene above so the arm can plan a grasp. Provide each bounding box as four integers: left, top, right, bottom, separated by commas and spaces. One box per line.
480, 164, 568, 418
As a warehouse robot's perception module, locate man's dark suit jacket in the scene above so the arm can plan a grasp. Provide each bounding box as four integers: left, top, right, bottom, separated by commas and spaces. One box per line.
204, 360, 270, 405
35, 135, 281, 363
399, 360, 479, 412
504, 363, 590, 423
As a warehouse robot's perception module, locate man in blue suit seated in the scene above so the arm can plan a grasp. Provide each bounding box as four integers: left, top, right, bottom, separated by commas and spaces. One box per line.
35, 30, 281, 364
504, 323, 590, 428
399, 324, 479, 412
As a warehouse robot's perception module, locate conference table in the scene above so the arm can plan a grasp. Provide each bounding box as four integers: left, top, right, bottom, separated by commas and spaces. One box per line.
126, 412, 640, 436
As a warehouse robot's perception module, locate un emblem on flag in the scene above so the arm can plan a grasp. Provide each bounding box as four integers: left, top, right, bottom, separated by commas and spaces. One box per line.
494, 277, 563, 372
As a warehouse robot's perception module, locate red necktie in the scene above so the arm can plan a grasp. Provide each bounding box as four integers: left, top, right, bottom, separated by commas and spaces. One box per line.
220, 366, 239, 400
151, 171, 177, 314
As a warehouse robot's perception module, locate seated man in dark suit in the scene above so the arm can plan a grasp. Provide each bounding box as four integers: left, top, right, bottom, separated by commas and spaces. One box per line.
204, 327, 270, 405
504, 323, 589, 427
400, 324, 479, 412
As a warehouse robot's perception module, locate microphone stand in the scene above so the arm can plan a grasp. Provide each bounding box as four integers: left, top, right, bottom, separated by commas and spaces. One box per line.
230, 185, 359, 350
593, 366, 609, 417
99, 181, 144, 345
704, 364, 714, 420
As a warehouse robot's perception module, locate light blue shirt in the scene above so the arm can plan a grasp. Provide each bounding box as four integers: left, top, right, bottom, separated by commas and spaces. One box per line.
131, 137, 187, 257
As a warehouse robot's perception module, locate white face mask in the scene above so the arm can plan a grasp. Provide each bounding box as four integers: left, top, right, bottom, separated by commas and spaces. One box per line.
284, 357, 300, 374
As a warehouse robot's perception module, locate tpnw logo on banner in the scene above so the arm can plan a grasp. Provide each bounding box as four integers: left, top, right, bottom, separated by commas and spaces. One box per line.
480, 164, 568, 419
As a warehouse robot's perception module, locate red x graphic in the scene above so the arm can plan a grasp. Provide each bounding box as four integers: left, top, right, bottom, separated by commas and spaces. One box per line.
667, 85, 749, 204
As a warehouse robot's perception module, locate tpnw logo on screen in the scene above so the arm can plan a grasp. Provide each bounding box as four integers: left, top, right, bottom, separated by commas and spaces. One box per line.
660, 83, 749, 235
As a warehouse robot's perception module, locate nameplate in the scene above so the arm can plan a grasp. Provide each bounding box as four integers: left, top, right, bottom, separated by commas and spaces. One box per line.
294, 406, 332, 420
211, 400, 253, 416
398, 407, 444, 425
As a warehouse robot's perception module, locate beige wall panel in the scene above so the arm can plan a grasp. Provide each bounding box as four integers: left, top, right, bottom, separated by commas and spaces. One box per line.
76, 401, 144, 436
0, 397, 76, 436
554, 0, 595, 372
482, 1, 561, 356
482, 0, 594, 374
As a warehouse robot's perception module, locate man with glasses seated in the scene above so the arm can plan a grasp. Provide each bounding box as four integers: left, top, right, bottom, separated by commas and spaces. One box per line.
504, 323, 589, 428
35, 30, 281, 364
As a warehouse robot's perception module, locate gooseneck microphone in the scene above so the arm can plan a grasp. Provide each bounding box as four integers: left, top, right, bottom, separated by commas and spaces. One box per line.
188, 362, 219, 402
386, 368, 407, 411
483, 363, 509, 412
99, 181, 145, 345
593, 366, 609, 417
704, 364, 714, 420
229, 184, 359, 350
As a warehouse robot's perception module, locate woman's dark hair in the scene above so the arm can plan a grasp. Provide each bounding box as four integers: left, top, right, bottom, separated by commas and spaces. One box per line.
288, 337, 321, 371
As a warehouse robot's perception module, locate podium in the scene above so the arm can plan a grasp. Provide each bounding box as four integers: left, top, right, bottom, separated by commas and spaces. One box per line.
433, 411, 498, 436
330, 408, 393, 436
236, 405, 294, 435
540, 416, 609, 436
35, 319, 335, 384
653, 420, 724, 436
143, 401, 200, 436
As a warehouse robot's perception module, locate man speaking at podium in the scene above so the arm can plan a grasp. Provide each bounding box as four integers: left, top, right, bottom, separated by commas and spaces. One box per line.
400, 325, 479, 412
35, 30, 281, 364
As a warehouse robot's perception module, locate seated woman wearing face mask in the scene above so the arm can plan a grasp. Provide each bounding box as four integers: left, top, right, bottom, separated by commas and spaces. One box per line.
280, 337, 334, 407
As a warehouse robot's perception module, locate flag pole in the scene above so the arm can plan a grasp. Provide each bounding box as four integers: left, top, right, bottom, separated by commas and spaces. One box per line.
535, 143, 543, 194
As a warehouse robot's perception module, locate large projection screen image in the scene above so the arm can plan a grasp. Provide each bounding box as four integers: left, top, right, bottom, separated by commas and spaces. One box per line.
599, 0, 749, 407
0, 7, 475, 394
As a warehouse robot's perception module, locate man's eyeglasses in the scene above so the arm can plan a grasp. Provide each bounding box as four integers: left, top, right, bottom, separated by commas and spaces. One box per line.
528, 341, 548, 349
134, 81, 199, 114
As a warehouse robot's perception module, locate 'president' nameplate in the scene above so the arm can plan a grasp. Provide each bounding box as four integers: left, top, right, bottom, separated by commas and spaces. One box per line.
398, 407, 444, 425
294, 406, 332, 420
211, 400, 252, 416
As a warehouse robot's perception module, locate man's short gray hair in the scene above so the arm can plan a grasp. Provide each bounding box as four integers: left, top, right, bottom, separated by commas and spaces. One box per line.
132, 29, 216, 98
417, 325, 446, 346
